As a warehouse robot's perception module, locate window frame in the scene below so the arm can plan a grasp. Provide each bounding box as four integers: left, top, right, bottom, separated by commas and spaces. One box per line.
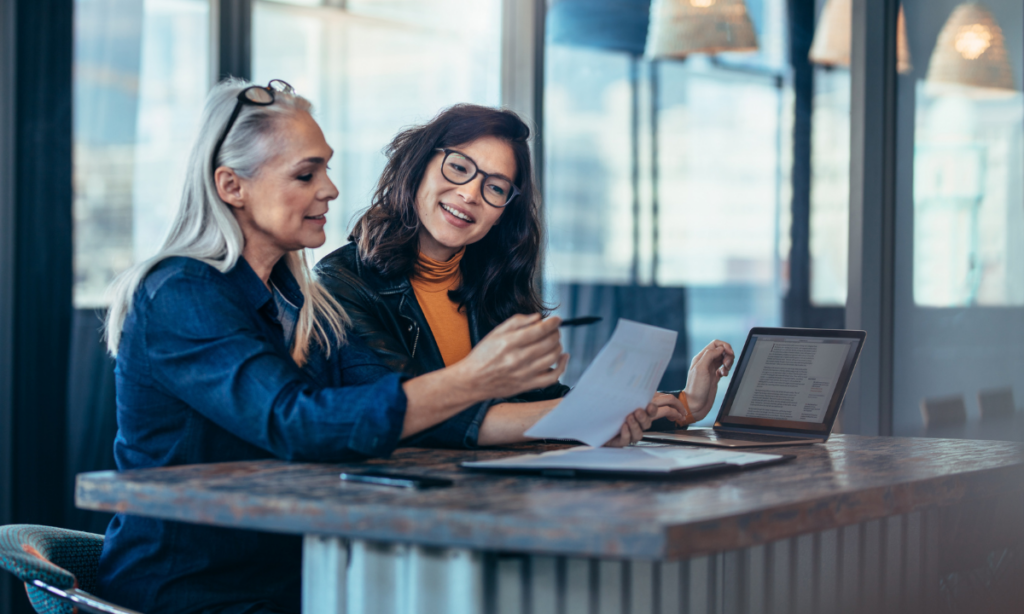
845, 0, 901, 436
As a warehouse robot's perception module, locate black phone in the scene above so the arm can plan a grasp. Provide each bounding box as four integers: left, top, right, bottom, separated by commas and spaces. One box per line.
339, 470, 454, 489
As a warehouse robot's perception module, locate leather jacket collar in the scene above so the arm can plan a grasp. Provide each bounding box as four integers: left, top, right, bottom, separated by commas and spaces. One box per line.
315, 243, 486, 376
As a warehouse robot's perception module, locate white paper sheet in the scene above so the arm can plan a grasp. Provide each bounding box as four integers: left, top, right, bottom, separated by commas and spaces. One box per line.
462, 446, 783, 474
524, 319, 678, 446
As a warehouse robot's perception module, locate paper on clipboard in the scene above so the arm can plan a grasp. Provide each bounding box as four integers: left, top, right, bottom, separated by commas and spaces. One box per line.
524, 319, 677, 446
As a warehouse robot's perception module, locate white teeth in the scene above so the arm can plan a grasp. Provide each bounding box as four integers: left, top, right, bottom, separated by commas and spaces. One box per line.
441, 203, 472, 222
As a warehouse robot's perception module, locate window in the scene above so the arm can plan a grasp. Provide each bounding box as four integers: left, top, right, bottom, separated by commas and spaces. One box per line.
544, 0, 792, 423
913, 86, 1024, 307
809, 67, 850, 307
543, 46, 634, 285
73, 0, 210, 307
893, 0, 1023, 435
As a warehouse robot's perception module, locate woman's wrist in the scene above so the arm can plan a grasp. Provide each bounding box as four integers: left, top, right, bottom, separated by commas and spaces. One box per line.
674, 390, 694, 426
680, 391, 693, 423
477, 399, 559, 446
440, 360, 489, 407
401, 364, 488, 439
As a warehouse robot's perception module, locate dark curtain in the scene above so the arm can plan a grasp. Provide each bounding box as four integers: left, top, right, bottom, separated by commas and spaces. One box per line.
62, 0, 145, 537
65, 308, 117, 535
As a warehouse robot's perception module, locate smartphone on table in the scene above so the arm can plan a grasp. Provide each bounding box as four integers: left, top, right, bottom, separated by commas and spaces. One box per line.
339, 470, 454, 489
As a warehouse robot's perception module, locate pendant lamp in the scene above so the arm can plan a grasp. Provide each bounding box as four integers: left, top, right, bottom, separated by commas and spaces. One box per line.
645, 0, 759, 59
807, 0, 912, 74
925, 3, 1015, 95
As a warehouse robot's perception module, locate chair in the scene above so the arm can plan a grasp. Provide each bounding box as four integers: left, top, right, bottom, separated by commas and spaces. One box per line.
920, 394, 967, 428
0, 525, 143, 614
978, 388, 1016, 421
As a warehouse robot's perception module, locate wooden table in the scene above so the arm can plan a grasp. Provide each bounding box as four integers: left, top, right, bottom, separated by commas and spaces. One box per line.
76, 435, 1024, 614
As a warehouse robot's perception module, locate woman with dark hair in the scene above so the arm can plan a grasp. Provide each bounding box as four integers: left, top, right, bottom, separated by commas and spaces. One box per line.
315, 104, 734, 445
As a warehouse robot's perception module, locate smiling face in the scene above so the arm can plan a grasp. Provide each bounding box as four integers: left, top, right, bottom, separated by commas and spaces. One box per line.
414, 135, 516, 262
219, 110, 338, 271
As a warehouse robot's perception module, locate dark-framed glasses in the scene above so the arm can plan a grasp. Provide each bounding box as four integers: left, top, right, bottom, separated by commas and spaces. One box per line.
211, 79, 295, 174
435, 148, 520, 208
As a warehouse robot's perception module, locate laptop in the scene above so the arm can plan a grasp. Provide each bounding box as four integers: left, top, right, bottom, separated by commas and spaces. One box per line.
643, 327, 866, 448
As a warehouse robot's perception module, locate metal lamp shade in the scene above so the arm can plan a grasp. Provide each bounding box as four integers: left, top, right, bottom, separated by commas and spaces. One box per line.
808, 0, 912, 74
645, 0, 759, 59
925, 3, 1015, 94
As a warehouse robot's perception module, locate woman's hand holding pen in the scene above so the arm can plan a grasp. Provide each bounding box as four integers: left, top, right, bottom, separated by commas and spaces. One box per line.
457, 313, 569, 400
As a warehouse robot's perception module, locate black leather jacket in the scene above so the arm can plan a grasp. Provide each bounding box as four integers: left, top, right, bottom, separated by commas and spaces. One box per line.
314, 243, 571, 448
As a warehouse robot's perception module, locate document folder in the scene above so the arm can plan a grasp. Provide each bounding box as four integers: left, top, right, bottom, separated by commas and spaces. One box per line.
461, 445, 793, 479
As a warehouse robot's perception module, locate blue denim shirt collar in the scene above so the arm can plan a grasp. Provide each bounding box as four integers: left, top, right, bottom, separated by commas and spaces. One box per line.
225, 256, 306, 314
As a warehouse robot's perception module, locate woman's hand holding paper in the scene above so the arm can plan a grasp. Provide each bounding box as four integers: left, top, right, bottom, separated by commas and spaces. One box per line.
603, 403, 660, 447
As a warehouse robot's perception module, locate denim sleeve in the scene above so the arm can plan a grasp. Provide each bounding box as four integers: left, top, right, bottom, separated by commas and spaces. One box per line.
141, 272, 407, 462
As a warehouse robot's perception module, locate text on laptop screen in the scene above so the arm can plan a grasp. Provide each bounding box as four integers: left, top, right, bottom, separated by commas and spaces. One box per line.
726, 336, 860, 424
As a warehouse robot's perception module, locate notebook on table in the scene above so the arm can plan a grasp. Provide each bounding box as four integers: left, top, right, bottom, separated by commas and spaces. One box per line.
644, 327, 865, 449
461, 445, 793, 479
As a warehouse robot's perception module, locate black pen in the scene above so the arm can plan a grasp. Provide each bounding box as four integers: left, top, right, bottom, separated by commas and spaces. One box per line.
559, 316, 602, 327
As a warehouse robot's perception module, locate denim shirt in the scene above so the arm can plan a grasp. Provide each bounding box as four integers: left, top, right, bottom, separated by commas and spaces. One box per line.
98, 256, 411, 614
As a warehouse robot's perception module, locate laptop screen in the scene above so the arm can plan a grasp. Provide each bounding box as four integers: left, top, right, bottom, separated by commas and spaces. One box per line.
715, 329, 864, 434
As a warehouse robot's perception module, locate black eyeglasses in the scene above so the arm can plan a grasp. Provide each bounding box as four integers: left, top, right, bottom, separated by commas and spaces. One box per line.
435, 148, 520, 208
211, 79, 295, 174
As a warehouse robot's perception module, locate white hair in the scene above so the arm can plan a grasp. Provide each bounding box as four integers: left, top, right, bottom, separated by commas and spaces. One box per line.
105, 78, 349, 365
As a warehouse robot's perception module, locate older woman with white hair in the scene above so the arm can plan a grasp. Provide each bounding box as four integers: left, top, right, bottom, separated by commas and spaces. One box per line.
96, 80, 663, 614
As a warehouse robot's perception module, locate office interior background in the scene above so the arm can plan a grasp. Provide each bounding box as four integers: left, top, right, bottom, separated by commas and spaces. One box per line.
0, 0, 1021, 612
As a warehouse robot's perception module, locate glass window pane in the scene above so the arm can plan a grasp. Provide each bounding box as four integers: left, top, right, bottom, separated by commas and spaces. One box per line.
544, 0, 791, 423
73, 0, 210, 307
655, 61, 785, 289
809, 67, 850, 306
543, 46, 634, 285
913, 86, 1024, 307
894, 0, 1023, 436
251, 0, 503, 262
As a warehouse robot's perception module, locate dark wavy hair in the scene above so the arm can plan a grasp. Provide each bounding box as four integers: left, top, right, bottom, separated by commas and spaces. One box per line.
350, 104, 546, 328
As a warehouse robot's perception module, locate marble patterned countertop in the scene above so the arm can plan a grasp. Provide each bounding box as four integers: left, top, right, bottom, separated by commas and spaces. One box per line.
75, 434, 1024, 559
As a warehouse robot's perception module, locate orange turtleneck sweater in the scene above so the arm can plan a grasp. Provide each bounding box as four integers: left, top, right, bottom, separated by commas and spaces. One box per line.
410, 249, 472, 367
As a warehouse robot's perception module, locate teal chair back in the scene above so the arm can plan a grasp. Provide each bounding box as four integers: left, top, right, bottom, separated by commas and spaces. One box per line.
0, 524, 142, 614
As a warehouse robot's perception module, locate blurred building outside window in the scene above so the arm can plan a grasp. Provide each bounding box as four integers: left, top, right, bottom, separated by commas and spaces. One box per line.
913, 87, 1024, 307
74, 0, 209, 308
808, 66, 850, 307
